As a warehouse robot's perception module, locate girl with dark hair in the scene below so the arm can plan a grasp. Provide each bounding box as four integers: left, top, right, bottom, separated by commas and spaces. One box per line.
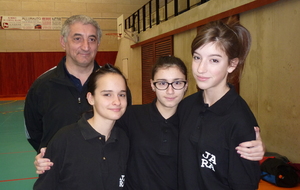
34, 55, 264, 189
118, 55, 188, 189
34, 56, 188, 189
178, 20, 261, 189
34, 64, 129, 190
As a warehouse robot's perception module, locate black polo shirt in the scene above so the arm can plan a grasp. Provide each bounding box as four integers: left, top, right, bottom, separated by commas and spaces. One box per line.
116, 100, 179, 190
34, 112, 129, 190
178, 85, 260, 190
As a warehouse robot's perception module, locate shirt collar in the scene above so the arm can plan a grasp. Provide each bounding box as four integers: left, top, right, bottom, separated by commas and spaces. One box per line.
79, 112, 118, 143
65, 67, 83, 92
202, 84, 238, 115
149, 99, 179, 125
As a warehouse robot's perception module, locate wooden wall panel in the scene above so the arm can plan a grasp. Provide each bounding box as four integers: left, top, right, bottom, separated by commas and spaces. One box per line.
0, 53, 34, 97
95, 52, 118, 66
142, 43, 155, 104
0, 51, 117, 97
32, 52, 65, 80
141, 36, 173, 104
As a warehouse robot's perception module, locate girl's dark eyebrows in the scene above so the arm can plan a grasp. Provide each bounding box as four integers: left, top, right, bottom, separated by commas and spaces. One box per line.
193, 52, 222, 57
209, 54, 222, 57
155, 79, 167, 81
173, 78, 185, 80
156, 78, 184, 81
101, 90, 127, 92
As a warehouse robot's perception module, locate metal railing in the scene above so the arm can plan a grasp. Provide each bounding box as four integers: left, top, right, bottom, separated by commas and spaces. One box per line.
124, 0, 209, 33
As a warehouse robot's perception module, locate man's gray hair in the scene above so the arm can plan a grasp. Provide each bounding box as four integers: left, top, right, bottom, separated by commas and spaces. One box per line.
61, 15, 102, 43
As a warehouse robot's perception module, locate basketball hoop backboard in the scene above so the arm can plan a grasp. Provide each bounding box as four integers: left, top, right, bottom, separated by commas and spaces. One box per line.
117, 15, 124, 40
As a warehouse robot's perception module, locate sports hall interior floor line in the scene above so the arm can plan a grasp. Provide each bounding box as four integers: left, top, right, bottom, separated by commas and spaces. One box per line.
0, 97, 37, 189
0, 97, 299, 190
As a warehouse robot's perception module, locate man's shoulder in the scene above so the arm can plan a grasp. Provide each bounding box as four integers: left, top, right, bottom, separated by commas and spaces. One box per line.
32, 66, 58, 87
32, 57, 66, 87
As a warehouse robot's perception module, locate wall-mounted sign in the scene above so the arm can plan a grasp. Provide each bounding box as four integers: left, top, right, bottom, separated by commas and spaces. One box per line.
0, 16, 62, 30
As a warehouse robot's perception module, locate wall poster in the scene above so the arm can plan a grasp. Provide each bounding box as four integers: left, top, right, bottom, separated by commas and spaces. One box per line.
0, 16, 62, 30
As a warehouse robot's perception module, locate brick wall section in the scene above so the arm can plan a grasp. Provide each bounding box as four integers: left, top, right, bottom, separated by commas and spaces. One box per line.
0, 0, 149, 52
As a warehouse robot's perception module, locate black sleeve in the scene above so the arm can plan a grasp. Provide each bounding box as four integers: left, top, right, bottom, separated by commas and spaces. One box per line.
33, 132, 65, 189
24, 85, 43, 152
228, 115, 260, 189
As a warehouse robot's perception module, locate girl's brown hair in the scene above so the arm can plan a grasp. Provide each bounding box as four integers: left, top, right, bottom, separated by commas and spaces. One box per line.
88, 63, 127, 95
191, 17, 251, 82
151, 55, 187, 80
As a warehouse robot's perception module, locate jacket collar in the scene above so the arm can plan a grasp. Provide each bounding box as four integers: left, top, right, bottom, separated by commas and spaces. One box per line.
52, 56, 100, 85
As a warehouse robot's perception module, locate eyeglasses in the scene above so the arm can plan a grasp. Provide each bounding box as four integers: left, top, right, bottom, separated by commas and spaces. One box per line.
153, 81, 187, 90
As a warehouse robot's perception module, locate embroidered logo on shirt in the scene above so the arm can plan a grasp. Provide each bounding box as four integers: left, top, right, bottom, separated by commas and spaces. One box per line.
201, 151, 216, 171
119, 175, 125, 187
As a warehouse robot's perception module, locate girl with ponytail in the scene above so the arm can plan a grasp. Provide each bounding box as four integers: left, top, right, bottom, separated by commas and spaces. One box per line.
178, 19, 261, 190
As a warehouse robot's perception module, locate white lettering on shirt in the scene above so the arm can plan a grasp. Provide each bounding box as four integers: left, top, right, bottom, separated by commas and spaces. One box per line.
201, 151, 216, 171
119, 175, 125, 187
